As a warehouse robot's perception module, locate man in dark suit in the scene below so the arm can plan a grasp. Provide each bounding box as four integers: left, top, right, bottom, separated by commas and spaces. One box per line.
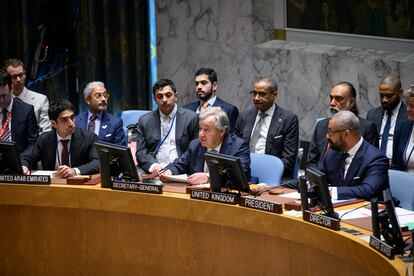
75, 81, 127, 146
0, 70, 38, 157
183, 67, 239, 132
22, 99, 99, 178
367, 75, 407, 160
136, 79, 198, 173
308, 82, 379, 167
235, 76, 298, 179
164, 107, 250, 185
317, 111, 389, 200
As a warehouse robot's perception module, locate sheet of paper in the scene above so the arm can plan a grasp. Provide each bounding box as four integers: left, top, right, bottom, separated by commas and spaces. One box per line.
279, 192, 301, 199
162, 174, 188, 183
31, 170, 56, 177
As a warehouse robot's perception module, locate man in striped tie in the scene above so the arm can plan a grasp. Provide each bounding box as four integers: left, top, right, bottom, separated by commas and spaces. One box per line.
0, 70, 38, 159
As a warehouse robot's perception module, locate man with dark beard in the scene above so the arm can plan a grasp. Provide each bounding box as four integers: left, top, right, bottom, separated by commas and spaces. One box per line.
317, 111, 389, 200
183, 67, 239, 132
367, 76, 407, 160
307, 82, 378, 167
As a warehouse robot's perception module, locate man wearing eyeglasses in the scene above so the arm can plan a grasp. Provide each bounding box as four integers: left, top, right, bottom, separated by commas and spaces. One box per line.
3, 58, 51, 134
307, 82, 379, 168
75, 81, 127, 146
0, 70, 38, 158
235, 76, 299, 179
317, 111, 388, 200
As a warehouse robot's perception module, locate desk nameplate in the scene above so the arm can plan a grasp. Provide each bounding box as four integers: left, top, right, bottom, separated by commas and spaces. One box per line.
0, 174, 50, 185
369, 236, 395, 259
190, 190, 239, 205
240, 197, 282, 214
112, 181, 163, 194
303, 210, 340, 231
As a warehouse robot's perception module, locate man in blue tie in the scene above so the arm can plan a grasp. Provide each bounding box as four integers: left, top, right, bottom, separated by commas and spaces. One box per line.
317, 111, 389, 200
367, 76, 407, 161
75, 81, 127, 146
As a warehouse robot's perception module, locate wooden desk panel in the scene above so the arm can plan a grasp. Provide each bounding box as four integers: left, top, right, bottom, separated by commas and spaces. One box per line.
0, 184, 408, 275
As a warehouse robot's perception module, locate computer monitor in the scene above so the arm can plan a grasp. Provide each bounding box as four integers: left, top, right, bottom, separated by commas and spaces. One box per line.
0, 141, 23, 174
306, 167, 336, 218
95, 141, 139, 187
204, 151, 250, 193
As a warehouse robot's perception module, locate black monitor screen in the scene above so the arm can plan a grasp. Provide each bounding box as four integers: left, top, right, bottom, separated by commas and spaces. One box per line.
306, 167, 336, 218
95, 141, 139, 186
204, 151, 249, 193
0, 141, 23, 174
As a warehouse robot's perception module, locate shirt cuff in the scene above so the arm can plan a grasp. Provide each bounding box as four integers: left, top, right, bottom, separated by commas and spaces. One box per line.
74, 168, 81, 175
329, 187, 338, 200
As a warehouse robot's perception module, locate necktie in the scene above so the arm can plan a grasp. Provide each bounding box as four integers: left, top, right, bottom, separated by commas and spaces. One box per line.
250, 113, 268, 153
380, 110, 392, 153
0, 110, 11, 141
205, 149, 218, 172
338, 152, 349, 186
88, 115, 97, 133
200, 102, 209, 113
61, 139, 70, 166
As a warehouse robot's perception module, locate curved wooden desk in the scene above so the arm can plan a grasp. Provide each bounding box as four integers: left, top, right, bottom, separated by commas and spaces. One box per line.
0, 183, 408, 275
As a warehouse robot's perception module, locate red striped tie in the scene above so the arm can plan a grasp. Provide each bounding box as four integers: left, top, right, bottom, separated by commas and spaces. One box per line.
0, 110, 11, 141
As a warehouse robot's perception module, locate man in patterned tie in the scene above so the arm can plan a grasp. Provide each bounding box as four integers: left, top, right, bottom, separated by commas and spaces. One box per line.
21, 99, 99, 178
0, 70, 38, 158
317, 111, 389, 200
75, 81, 127, 146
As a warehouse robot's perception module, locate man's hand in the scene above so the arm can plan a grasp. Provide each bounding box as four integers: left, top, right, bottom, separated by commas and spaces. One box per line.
187, 173, 209, 185
57, 166, 76, 178
159, 169, 173, 183
22, 166, 30, 175
149, 163, 163, 174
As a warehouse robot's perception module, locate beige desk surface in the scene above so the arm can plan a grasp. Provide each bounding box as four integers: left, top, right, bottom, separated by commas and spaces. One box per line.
0, 183, 410, 276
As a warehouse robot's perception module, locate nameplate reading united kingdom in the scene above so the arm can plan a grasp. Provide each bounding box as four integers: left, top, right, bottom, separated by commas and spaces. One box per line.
0, 174, 51, 185
303, 210, 340, 231
112, 181, 162, 194
239, 197, 282, 214
190, 190, 239, 205
369, 235, 395, 259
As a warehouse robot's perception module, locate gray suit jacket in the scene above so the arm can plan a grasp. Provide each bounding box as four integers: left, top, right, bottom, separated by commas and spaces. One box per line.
17, 87, 51, 133
136, 107, 199, 172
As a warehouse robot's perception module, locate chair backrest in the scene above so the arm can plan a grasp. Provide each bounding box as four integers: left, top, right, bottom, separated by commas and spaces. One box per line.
120, 110, 150, 128
250, 153, 284, 185
389, 169, 414, 211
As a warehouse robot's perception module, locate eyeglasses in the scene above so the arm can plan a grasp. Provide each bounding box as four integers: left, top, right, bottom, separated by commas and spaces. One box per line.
249, 90, 275, 98
91, 92, 110, 99
327, 129, 348, 136
10, 72, 26, 79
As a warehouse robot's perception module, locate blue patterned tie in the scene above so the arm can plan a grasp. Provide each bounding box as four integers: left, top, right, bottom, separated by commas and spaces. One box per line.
380, 110, 392, 153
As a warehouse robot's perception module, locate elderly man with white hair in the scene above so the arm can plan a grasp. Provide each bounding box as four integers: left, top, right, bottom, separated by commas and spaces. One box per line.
75, 81, 127, 145
317, 110, 389, 200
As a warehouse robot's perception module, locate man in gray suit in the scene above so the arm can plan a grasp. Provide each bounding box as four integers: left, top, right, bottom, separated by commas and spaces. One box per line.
3, 58, 51, 133
367, 75, 407, 160
136, 79, 199, 174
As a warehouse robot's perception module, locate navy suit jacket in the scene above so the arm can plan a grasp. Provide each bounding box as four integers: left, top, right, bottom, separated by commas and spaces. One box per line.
21, 128, 99, 175
234, 104, 299, 179
136, 107, 199, 172
75, 110, 127, 146
308, 116, 379, 167
317, 139, 389, 200
183, 97, 239, 132
9, 98, 39, 157
366, 102, 407, 137
391, 120, 413, 171
168, 132, 251, 181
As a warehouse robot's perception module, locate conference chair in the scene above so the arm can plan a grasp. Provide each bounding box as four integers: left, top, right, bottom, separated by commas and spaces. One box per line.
250, 153, 284, 186
388, 169, 414, 211
120, 110, 150, 129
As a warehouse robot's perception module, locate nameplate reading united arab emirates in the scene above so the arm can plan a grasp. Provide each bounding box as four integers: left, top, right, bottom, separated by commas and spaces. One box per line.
369, 235, 395, 259
190, 190, 239, 205
239, 197, 282, 214
0, 174, 51, 185
303, 210, 340, 231
112, 181, 163, 194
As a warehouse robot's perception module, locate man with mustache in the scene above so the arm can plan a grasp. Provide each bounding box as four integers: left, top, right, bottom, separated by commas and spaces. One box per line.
136, 79, 199, 174
307, 82, 379, 167
22, 99, 99, 178
3, 58, 51, 134
367, 76, 407, 160
75, 81, 127, 146
317, 111, 389, 200
183, 67, 239, 132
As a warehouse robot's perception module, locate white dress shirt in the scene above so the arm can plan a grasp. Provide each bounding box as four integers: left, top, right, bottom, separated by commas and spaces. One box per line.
380, 101, 401, 159
251, 104, 275, 154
